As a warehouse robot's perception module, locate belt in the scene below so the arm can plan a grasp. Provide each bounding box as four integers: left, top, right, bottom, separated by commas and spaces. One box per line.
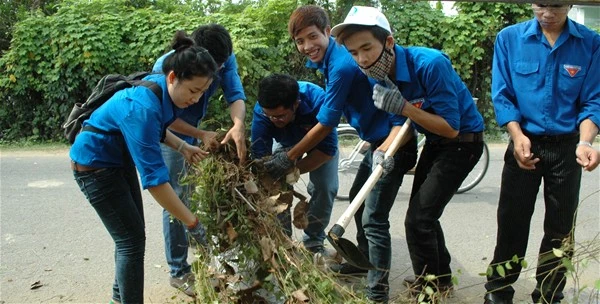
70, 161, 104, 172
435, 132, 484, 145
524, 132, 579, 142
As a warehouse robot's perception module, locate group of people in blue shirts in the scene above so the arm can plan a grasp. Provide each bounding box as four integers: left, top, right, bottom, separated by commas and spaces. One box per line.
70, 3, 599, 304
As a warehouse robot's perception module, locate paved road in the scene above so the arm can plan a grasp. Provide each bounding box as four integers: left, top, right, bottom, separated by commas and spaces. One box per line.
1, 144, 598, 303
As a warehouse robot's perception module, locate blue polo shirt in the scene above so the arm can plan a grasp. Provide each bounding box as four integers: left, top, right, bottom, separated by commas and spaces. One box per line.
307, 37, 403, 143
251, 81, 338, 159
382, 45, 484, 142
492, 18, 600, 135
153, 51, 246, 143
69, 74, 180, 189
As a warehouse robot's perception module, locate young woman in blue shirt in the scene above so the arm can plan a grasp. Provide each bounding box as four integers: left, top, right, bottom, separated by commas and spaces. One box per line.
69, 31, 218, 304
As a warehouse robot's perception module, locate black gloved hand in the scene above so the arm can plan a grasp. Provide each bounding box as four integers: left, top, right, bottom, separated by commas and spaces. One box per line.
264, 149, 295, 180
373, 78, 406, 115
372, 149, 395, 176
187, 218, 208, 247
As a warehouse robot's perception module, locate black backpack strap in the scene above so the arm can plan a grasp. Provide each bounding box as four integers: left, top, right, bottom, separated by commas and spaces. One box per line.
82, 125, 119, 135
81, 80, 163, 137
132, 80, 162, 101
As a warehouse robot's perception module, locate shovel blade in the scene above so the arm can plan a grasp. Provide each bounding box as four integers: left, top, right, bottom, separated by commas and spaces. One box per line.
327, 235, 374, 270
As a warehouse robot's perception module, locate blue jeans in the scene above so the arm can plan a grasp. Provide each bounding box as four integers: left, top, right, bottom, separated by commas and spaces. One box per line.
350, 137, 418, 302
303, 151, 339, 249
74, 166, 145, 304
276, 150, 339, 248
160, 144, 192, 278
406, 141, 483, 287
485, 135, 581, 303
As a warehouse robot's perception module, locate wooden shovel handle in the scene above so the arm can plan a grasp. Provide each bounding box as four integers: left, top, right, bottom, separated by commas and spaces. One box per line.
331, 118, 412, 233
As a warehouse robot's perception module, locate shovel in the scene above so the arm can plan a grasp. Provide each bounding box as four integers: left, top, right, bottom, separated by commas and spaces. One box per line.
327, 118, 413, 270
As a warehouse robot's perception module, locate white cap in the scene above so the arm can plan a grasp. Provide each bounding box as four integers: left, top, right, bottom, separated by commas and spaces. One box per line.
331, 6, 391, 37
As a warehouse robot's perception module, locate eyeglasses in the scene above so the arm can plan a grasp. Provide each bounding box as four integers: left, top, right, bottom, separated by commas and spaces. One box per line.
262, 105, 296, 122
263, 112, 290, 121
532, 4, 569, 14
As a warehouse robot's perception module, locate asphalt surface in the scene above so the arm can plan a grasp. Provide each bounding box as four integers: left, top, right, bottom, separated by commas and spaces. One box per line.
1, 144, 598, 304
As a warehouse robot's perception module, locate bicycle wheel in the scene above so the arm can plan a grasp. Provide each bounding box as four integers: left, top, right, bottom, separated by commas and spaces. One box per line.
456, 142, 489, 194
336, 128, 367, 200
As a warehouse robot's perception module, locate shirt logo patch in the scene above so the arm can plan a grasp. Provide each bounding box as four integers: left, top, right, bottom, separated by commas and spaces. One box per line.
563, 64, 581, 77
409, 98, 425, 109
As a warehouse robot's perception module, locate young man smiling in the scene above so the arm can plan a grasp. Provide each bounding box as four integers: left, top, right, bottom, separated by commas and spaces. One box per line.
332, 6, 485, 302
279, 5, 418, 303
251, 74, 338, 255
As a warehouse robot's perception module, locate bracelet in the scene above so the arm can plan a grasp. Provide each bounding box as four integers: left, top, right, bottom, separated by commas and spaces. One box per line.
187, 217, 199, 230
177, 140, 186, 152
576, 141, 593, 148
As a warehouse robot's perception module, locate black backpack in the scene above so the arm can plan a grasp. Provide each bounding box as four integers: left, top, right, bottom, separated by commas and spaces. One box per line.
63, 71, 162, 144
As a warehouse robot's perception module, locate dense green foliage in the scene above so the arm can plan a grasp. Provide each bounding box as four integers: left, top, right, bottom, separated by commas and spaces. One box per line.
0, 0, 552, 142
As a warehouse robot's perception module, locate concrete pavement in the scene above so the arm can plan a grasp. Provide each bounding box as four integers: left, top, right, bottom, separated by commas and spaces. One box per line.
0, 144, 598, 303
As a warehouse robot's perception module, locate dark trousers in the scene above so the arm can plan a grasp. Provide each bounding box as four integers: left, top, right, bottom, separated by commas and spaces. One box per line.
405, 141, 483, 286
485, 135, 581, 303
350, 137, 418, 302
74, 166, 146, 304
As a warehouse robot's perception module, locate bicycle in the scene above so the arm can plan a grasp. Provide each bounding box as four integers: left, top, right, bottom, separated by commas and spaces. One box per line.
336, 124, 490, 200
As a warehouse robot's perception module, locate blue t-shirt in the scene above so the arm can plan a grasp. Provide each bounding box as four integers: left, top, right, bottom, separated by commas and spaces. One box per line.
69, 74, 180, 189
153, 51, 247, 143
307, 37, 403, 143
492, 18, 600, 135
384, 45, 484, 142
251, 81, 338, 159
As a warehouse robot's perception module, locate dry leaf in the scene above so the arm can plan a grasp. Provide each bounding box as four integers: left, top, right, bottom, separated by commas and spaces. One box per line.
285, 168, 301, 184
291, 288, 309, 302
225, 222, 238, 243
244, 180, 259, 194
277, 191, 294, 206
270, 203, 289, 215
259, 237, 274, 261
30, 281, 43, 290
292, 199, 309, 229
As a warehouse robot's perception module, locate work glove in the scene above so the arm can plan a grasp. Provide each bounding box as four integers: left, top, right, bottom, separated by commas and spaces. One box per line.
187, 218, 208, 247
373, 79, 406, 115
372, 149, 395, 176
264, 149, 295, 180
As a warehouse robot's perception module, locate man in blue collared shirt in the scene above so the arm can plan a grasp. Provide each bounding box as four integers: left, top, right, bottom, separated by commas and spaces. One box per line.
251, 74, 338, 254
282, 5, 418, 303
483, 4, 599, 304
332, 6, 485, 302
152, 24, 247, 296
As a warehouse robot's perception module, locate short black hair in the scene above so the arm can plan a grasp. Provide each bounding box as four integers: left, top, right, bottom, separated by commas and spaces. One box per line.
335, 24, 390, 46
191, 24, 233, 66
258, 74, 299, 110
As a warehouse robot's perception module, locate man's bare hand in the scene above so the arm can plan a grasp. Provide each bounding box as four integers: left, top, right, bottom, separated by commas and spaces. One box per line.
181, 143, 209, 165
512, 134, 540, 170
576, 144, 599, 172
199, 130, 220, 151
221, 124, 247, 164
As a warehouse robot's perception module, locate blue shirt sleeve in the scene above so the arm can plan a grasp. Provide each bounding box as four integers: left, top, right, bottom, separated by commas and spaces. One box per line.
250, 104, 274, 159
421, 56, 461, 131
220, 54, 247, 103
492, 31, 521, 128
577, 41, 600, 129
119, 87, 170, 189
315, 45, 359, 127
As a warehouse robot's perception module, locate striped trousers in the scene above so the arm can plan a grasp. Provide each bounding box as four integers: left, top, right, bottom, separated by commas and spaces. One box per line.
485, 134, 581, 303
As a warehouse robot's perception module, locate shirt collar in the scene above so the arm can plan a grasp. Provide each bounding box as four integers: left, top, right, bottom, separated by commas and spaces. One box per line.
522, 18, 584, 40
393, 44, 411, 83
